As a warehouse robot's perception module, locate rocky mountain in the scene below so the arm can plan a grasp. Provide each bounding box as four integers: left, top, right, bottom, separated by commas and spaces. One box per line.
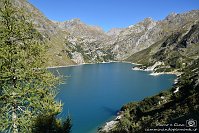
52, 10, 199, 64
53, 19, 114, 64
14, 0, 58, 36
12, 0, 75, 66
11, 0, 199, 67
111, 11, 199, 60
110, 18, 158, 60
54, 18, 107, 40
126, 19, 199, 70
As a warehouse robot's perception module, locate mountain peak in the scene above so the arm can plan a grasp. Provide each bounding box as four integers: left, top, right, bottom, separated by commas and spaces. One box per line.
128, 17, 156, 30
68, 18, 81, 23
106, 28, 124, 36
143, 17, 154, 22
165, 12, 177, 20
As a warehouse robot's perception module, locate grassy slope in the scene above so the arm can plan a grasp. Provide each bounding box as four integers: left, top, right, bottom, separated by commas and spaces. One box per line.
16, 0, 76, 67
45, 31, 76, 67
126, 40, 163, 66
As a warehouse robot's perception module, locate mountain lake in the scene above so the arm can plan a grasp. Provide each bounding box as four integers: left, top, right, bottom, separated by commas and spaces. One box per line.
50, 62, 176, 133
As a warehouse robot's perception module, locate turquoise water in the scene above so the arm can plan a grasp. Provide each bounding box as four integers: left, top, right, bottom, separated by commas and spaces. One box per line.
51, 62, 176, 133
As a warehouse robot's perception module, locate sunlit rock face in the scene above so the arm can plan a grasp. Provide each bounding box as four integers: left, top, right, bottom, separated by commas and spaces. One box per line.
12, 0, 199, 65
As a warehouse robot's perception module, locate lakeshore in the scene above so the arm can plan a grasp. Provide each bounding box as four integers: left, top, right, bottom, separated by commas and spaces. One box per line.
131, 61, 182, 77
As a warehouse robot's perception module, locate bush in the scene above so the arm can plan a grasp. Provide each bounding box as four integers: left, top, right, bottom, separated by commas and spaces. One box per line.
33, 114, 72, 133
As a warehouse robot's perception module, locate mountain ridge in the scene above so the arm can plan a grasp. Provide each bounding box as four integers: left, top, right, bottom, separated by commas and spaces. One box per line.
14, 0, 199, 66
14, 0, 198, 67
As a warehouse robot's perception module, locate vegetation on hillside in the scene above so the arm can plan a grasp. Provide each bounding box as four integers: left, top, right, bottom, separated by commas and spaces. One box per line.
0, 0, 71, 132
99, 56, 199, 133
113, 59, 198, 132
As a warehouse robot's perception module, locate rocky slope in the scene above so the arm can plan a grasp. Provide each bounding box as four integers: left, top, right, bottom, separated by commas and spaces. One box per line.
14, 1, 199, 67
111, 11, 199, 60
126, 20, 199, 71
54, 18, 107, 40
53, 19, 114, 64
52, 10, 199, 64
13, 0, 75, 66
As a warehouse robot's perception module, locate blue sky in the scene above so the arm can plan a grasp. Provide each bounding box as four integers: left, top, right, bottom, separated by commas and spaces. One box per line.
28, 0, 199, 31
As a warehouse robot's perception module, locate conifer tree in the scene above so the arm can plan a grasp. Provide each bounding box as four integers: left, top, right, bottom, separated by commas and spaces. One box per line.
0, 0, 62, 132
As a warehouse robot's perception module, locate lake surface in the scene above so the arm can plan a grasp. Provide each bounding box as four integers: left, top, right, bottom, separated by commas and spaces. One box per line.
51, 62, 176, 133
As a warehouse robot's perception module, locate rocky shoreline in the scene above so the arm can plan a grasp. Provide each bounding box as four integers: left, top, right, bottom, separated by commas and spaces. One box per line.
149, 71, 182, 76
98, 113, 123, 132
132, 61, 182, 76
